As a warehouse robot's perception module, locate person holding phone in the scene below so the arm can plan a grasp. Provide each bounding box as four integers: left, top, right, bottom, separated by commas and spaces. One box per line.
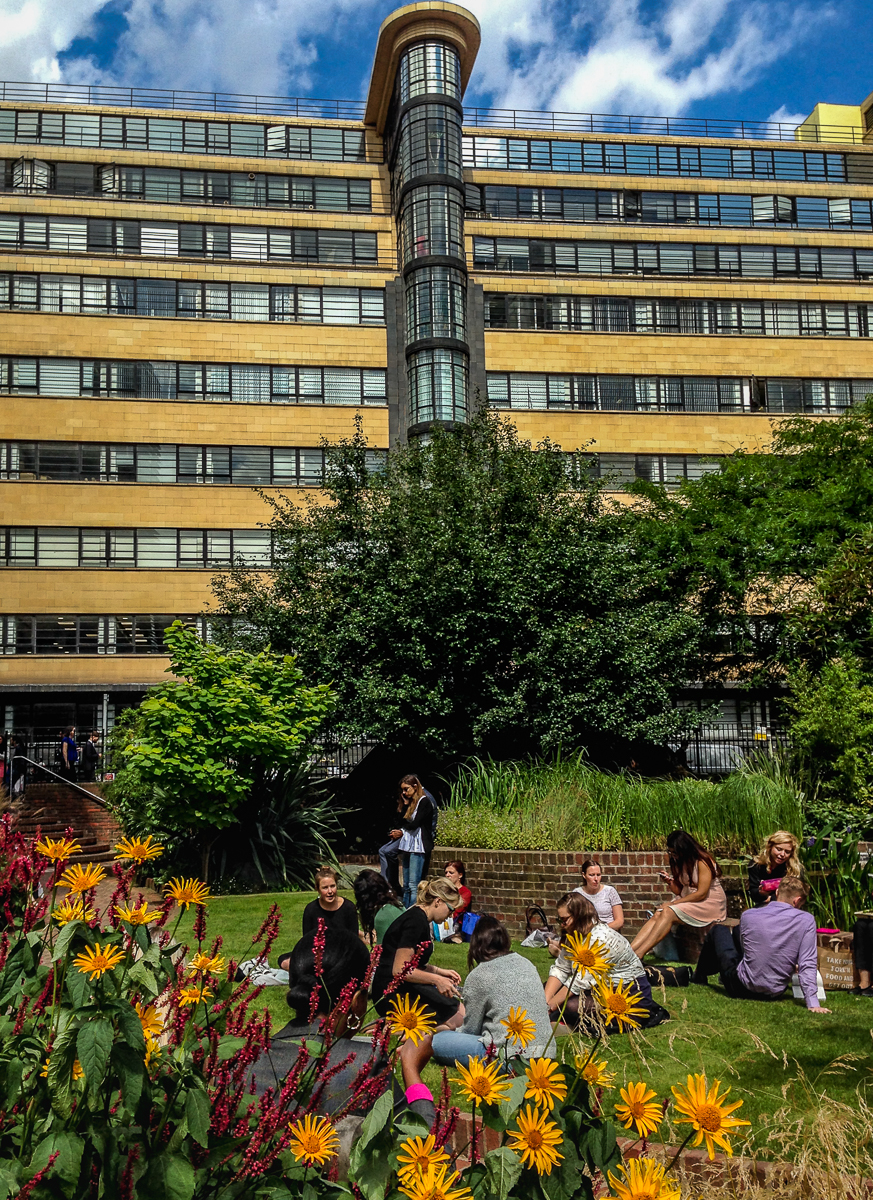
630, 830, 727, 959
748, 831, 805, 906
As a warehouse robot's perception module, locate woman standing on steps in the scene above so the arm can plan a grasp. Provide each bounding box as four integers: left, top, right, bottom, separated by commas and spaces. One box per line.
630, 829, 726, 959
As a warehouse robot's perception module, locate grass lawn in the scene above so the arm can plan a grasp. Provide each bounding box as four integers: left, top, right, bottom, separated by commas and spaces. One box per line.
183, 892, 873, 1155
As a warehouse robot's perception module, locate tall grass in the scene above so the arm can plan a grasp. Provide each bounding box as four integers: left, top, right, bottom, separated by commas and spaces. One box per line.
438, 753, 803, 855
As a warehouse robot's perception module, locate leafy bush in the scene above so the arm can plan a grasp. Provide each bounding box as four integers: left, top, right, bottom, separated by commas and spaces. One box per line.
438, 755, 803, 855
802, 824, 873, 929
106, 622, 338, 884
785, 658, 873, 833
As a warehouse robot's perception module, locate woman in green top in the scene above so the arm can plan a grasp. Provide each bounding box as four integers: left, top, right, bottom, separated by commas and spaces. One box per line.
354, 869, 404, 946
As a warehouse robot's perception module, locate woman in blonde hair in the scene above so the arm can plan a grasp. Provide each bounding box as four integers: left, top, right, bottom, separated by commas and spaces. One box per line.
749, 831, 805, 906
371, 877, 465, 1027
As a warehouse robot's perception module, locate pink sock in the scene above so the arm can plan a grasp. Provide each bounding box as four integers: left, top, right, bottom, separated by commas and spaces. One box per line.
406, 1084, 433, 1104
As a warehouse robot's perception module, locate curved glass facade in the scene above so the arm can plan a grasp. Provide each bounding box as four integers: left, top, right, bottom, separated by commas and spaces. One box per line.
406, 267, 466, 341
398, 43, 462, 103
408, 349, 468, 423
389, 41, 469, 431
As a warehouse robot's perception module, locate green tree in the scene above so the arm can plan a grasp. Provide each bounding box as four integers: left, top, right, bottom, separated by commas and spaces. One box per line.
107, 621, 336, 880
214, 410, 704, 761
626, 395, 873, 681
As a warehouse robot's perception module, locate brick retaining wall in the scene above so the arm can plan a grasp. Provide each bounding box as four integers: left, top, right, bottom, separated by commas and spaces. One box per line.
340, 846, 747, 942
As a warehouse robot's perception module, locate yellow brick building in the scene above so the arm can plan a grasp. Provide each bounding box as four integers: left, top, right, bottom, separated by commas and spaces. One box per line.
1, 2, 872, 744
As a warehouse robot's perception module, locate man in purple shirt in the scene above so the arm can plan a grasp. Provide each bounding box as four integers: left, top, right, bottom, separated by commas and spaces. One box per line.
693, 877, 830, 1013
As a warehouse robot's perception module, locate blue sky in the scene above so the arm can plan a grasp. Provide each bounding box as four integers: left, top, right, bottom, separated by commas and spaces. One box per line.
1, 0, 871, 128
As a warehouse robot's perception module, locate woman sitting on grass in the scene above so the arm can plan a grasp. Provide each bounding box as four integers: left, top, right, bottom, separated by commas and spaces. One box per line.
545, 892, 668, 1031
370, 876, 465, 1027
573, 859, 624, 930
353, 868, 404, 946
250, 930, 378, 1111
443, 860, 473, 942
630, 829, 726, 960
748, 831, 806, 906
277, 864, 359, 971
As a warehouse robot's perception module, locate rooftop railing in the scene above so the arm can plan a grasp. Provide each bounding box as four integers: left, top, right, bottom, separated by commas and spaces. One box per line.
1, 80, 868, 145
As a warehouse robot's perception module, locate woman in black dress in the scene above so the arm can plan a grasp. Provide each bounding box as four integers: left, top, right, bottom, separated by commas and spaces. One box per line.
371, 876, 464, 1027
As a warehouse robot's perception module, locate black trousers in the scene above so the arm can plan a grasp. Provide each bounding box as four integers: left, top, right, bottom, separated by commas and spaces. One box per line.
854, 918, 873, 973
693, 924, 782, 1002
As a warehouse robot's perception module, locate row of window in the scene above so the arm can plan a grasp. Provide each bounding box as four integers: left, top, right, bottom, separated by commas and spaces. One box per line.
3, 158, 374, 211
0, 358, 387, 405
0, 615, 211, 655
0, 442, 385, 485
0, 527, 271, 568
486, 373, 873, 414
472, 236, 873, 280
582, 453, 724, 486
0, 214, 380, 264
465, 184, 873, 232
462, 136, 867, 183
0, 273, 385, 325
0, 110, 370, 162
483, 294, 873, 338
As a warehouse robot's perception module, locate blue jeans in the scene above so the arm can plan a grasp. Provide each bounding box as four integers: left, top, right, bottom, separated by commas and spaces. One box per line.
379, 837, 402, 893
432, 1031, 496, 1068
401, 851, 426, 908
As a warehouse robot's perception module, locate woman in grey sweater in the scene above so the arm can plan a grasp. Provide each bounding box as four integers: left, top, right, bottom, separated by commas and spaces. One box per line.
430, 916, 555, 1066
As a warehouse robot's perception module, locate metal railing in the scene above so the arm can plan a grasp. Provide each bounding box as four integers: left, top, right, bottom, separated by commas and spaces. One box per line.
2, 80, 868, 146
1, 182, 391, 216
7, 754, 107, 806
463, 107, 867, 145
471, 258, 873, 285
667, 723, 787, 776
0, 81, 366, 121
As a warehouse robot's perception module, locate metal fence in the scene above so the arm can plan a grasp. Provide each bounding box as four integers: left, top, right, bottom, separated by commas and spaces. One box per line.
1, 79, 867, 145
668, 723, 787, 776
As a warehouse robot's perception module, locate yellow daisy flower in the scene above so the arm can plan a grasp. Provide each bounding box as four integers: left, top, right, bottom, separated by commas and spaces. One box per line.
576, 1056, 616, 1089
115, 901, 162, 926
72, 941, 126, 981
134, 1001, 164, 1041
35, 837, 82, 863
563, 930, 611, 978
287, 1114, 340, 1166
164, 877, 211, 909
144, 1038, 161, 1067
671, 1073, 751, 1160
500, 1006, 536, 1050
114, 835, 164, 863
396, 1134, 451, 1183
52, 898, 96, 927
188, 951, 227, 976
386, 994, 437, 1046
523, 1057, 567, 1111
399, 1162, 473, 1200
178, 984, 213, 1007
615, 1082, 663, 1138
506, 1106, 564, 1176
607, 1157, 682, 1200
454, 1058, 513, 1107
41, 1057, 85, 1082
59, 863, 106, 895
594, 978, 650, 1032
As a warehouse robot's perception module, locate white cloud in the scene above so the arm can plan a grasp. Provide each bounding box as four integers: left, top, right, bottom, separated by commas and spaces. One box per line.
0, 0, 830, 118
766, 103, 809, 129
0, 0, 109, 83
463, 0, 831, 118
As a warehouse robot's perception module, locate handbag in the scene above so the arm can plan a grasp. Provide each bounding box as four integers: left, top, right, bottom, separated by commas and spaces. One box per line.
460, 911, 481, 941
524, 905, 553, 936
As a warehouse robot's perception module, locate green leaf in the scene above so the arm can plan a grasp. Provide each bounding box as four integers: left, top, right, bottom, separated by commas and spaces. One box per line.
141, 1154, 196, 1200
185, 1086, 211, 1148
29, 1132, 86, 1198
581, 1120, 621, 1175
0, 1162, 21, 1200
216, 1035, 248, 1061
351, 1087, 393, 1155
51, 919, 86, 963
112, 1042, 145, 1113
498, 1074, 528, 1124
77, 1019, 114, 1090
128, 958, 159, 996
483, 1147, 524, 1200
